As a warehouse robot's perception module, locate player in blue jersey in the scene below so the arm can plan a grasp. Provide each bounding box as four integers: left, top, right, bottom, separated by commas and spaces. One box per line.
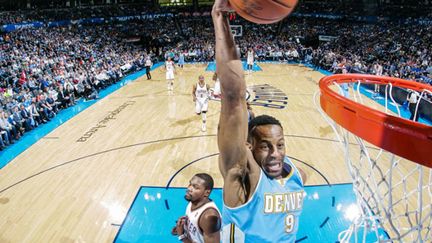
212, 0, 307, 242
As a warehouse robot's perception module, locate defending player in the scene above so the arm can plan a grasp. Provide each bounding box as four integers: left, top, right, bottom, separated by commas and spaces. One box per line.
246, 48, 254, 74
172, 173, 221, 243
192, 75, 210, 132
165, 57, 176, 91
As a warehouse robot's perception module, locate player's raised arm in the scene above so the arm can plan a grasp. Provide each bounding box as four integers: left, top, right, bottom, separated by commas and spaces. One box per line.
212, 1, 248, 178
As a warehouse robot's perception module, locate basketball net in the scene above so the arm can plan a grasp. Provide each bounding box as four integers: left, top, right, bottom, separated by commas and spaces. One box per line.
314, 75, 432, 242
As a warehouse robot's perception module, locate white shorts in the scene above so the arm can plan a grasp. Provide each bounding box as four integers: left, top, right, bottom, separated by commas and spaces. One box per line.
247, 59, 254, 65
166, 71, 174, 80
195, 99, 208, 114
213, 83, 221, 95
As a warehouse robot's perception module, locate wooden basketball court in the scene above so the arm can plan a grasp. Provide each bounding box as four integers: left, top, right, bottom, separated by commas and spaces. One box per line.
0, 63, 406, 242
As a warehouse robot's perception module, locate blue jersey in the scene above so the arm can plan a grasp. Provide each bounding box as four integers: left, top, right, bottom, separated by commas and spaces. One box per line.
222, 157, 304, 242
178, 54, 185, 65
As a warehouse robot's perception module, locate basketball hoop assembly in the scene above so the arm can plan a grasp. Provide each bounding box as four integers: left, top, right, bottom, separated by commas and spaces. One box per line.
229, 25, 243, 38
315, 74, 432, 242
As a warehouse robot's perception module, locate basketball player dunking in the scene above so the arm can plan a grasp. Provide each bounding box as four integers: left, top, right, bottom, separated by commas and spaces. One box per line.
212, 0, 307, 241
192, 75, 210, 132
165, 57, 175, 91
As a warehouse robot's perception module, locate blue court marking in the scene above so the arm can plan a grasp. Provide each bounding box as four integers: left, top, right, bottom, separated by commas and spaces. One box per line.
249, 83, 288, 109
253, 99, 288, 104
303, 63, 333, 76
114, 184, 389, 243
165, 153, 219, 189
256, 96, 288, 99
249, 102, 285, 109
0, 63, 164, 169
205, 61, 262, 72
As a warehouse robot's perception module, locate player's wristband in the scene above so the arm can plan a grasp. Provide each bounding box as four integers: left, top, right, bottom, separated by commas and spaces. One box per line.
178, 234, 187, 241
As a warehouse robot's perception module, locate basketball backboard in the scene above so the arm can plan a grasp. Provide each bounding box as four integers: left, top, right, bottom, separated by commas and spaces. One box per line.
230, 25, 242, 37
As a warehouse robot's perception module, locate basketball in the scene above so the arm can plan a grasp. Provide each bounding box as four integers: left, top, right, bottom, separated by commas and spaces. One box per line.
228, 0, 298, 24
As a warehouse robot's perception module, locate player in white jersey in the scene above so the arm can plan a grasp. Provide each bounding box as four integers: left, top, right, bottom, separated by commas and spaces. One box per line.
210, 72, 221, 99
144, 55, 152, 80
246, 48, 254, 74
192, 75, 210, 132
172, 173, 221, 243
373, 61, 383, 94
165, 57, 175, 91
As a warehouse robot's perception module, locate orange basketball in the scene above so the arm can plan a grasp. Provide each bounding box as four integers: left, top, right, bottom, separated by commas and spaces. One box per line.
228, 0, 298, 24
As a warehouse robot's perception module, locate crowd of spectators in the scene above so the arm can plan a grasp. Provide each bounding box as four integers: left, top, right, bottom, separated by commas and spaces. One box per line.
309, 20, 432, 83
159, 14, 432, 85
377, 2, 432, 18
0, 24, 149, 150
1, 2, 432, 150
0, 3, 157, 25
2, 0, 432, 25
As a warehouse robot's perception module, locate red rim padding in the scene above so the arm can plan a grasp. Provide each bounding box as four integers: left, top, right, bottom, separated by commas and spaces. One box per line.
319, 74, 432, 168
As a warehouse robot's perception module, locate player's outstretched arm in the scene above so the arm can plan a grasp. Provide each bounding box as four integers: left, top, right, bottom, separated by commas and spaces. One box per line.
212, 0, 248, 178
212, 0, 263, 208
